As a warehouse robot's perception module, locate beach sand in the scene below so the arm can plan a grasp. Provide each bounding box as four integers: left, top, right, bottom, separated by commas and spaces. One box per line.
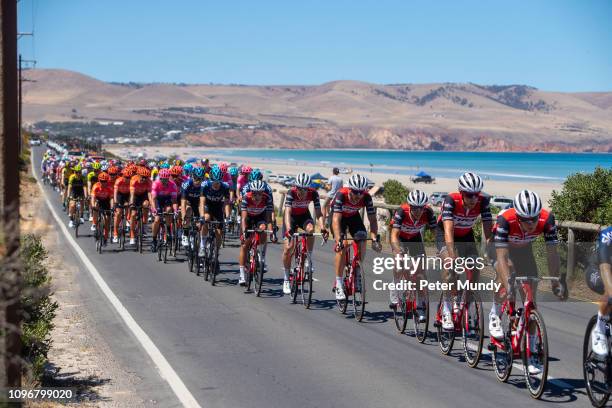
108, 146, 563, 204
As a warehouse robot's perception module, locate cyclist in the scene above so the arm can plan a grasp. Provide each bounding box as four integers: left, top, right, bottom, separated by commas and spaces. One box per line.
67, 164, 87, 228
90, 172, 113, 245
150, 169, 179, 252
199, 166, 231, 257
281, 173, 328, 294
436, 172, 493, 331
129, 166, 153, 245
239, 180, 272, 286
389, 190, 437, 319
180, 166, 205, 247
332, 173, 382, 300
585, 226, 612, 355
113, 166, 135, 243
490, 190, 565, 373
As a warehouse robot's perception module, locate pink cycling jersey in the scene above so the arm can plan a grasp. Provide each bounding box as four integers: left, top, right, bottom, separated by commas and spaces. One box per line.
151, 179, 178, 199
237, 174, 248, 192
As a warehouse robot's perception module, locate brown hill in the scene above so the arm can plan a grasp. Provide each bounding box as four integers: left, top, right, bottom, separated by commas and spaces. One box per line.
22, 69, 612, 151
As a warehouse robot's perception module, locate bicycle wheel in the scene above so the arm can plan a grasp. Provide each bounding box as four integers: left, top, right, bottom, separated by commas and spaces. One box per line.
352, 263, 366, 322
210, 239, 220, 286
301, 255, 314, 309
254, 249, 264, 297
393, 290, 408, 334
462, 291, 484, 368
435, 294, 455, 355
413, 288, 429, 344
521, 309, 549, 399
583, 315, 611, 407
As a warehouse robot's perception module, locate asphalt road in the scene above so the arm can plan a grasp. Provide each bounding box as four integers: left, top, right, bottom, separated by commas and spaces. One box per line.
34, 147, 599, 407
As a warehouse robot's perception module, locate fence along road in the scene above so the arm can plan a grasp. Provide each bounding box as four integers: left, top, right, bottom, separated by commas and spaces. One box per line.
34, 147, 597, 407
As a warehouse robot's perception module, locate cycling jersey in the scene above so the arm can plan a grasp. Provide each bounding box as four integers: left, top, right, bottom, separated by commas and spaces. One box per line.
201, 180, 231, 203
391, 203, 436, 240
240, 191, 270, 217
438, 192, 492, 237
114, 176, 131, 195
91, 182, 113, 201
493, 208, 558, 248
597, 226, 612, 265
332, 187, 375, 218
285, 186, 321, 215
130, 176, 152, 196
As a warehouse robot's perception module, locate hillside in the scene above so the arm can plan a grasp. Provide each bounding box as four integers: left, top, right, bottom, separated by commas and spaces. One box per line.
23, 69, 612, 152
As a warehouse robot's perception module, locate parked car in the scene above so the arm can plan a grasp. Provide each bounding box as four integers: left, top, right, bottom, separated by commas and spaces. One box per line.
490, 196, 514, 210
429, 192, 448, 206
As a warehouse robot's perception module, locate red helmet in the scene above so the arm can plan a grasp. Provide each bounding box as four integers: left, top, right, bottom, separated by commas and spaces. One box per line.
98, 172, 110, 182
241, 165, 252, 175
170, 165, 183, 176
137, 166, 151, 178
159, 169, 171, 179
108, 166, 120, 175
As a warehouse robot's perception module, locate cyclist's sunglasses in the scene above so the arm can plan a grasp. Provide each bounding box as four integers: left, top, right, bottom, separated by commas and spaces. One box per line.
518, 216, 539, 224
462, 192, 479, 199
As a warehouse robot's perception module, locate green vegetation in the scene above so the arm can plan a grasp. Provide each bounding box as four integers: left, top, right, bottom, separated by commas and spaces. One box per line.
21, 234, 58, 382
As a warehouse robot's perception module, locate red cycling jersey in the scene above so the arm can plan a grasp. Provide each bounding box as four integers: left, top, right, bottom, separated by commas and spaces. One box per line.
493, 208, 558, 248
285, 186, 321, 216
391, 203, 437, 240
332, 187, 375, 218
438, 192, 493, 237
241, 191, 270, 217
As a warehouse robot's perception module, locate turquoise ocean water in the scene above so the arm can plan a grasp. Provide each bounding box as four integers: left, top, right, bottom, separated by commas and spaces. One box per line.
206, 149, 612, 183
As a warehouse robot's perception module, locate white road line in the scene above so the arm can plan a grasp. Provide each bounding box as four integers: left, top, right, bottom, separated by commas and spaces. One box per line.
33, 155, 202, 408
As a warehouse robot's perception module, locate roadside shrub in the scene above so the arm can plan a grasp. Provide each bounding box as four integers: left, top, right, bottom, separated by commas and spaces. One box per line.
21, 234, 58, 382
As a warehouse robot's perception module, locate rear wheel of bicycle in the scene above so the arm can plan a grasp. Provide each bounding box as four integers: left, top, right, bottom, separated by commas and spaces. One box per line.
352, 263, 366, 322
413, 289, 429, 343
462, 291, 484, 368
583, 315, 611, 407
435, 294, 455, 355
393, 290, 408, 334
254, 250, 264, 297
521, 309, 549, 399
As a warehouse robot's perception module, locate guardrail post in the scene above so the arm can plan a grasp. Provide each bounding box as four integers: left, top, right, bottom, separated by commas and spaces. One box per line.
567, 228, 575, 277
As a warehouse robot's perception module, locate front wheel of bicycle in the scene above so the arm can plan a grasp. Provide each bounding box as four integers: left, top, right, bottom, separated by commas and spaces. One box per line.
583, 315, 611, 407
521, 309, 549, 399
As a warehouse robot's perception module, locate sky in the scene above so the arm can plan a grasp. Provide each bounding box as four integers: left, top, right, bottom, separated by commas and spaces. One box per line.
17, 0, 612, 91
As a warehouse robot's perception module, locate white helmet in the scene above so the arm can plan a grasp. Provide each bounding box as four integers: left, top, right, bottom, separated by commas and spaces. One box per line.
249, 180, 265, 192
458, 172, 484, 193
347, 174, 369, 191
513, 190, 542, 219
295, 173, 311, 188
407, 190, 428, 207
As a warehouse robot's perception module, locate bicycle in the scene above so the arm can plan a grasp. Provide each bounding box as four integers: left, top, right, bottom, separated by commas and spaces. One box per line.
583, 307, 612, 407
244, 229, 273, 296
334, 234, 378, 322
203, 220, 224, 284
488, 275, 561, 399
289, 232, 326, 308
434, 267, 485, 368
392, 271, 429, 343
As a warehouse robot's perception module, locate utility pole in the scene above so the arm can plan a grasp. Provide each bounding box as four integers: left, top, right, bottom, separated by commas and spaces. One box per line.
1, 0, 22, 392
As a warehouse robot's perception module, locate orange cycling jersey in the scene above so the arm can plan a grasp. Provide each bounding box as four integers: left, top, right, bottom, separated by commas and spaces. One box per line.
130, 176, 152, 195
114, 176, 131, 195
91, 182, 113, 201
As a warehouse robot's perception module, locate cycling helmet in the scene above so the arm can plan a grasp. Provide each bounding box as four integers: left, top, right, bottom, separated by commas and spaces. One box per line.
347, 174, 369, 192
122, 167, 135, 178
458, 172, 483, 193
137, 166, 151, 178
108, 166, 120, 176
241, 165, 252, 175
407, 190, 428, 207
92, 162, 101, 170
98, 172, 110, 182
249, 180, 265, 192
229, 166, 239, 177
249, 168, 263, 181
294, 173, 311, 188
170, 165, 183, 177
209, 166, 223, 181
192, 167, 205, 179
159, 169, 171, 179
513, 190, 542, 219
